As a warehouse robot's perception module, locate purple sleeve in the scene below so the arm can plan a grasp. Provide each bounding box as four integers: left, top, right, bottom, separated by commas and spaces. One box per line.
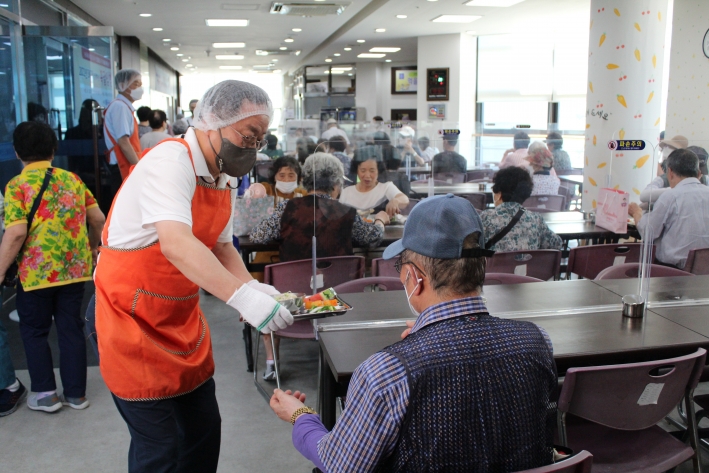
292, 414, 329, 472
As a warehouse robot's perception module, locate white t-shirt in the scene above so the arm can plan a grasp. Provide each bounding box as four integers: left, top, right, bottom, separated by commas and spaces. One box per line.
105, 127, 237, 248
339, 181, 402, 210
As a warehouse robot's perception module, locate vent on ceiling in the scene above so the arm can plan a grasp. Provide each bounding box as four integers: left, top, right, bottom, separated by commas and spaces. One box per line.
255, 49, 293, 56
269, 2, 348, 16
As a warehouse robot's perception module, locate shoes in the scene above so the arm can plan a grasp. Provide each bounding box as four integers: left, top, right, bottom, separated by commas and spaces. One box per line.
0, 380, 27, 417
27, 392, 62, 413
263, 363, 277, 381
60, 394, 90, 410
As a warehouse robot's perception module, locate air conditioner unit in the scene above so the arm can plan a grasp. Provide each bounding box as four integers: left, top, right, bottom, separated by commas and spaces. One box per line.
269, 2, 349, 16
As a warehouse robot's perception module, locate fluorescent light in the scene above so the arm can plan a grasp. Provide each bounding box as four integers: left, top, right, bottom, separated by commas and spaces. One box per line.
219, 66, 243, 70
176, 53, 184, 56
284, 38, 294, 43
182, 59, 188, 62
465, 0, 524, 6
186, 64, 193, 67
279, 46, 288, 50
213, 42, 245, 48
385, 59, 392, 63
332, 67, 353, 71
206, 19, 249, 27
46, 56, 62, 60
272, 59, 278, 62
295, 50, 301, 56
215, 55, 245, 60
396, 15, 407, 19
357, 53, 385, 58
357, 39, 366, 43
330, 70, 345, 74
369, 47, 400, 53
162, 38, 171, 42
333, 53, 341, 56
375, 28, 386, 33
292, 28, 302, 32
152, 27, 163, 31
88, 48, 95, 52
325, 58, 332, 62
139, 13, 152, 17
344, 47, 352, 51
431, 15, 482, 23
170, 47, 179, 51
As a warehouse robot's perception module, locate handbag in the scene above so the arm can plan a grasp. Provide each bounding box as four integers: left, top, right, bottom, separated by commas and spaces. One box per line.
595, 188, 629, 234
2, 168, 54, 287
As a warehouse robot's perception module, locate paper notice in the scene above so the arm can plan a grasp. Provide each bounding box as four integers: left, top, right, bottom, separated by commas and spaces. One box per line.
513, 264, 528, 276
637, 383, 664, 406
310, 274, 324, 290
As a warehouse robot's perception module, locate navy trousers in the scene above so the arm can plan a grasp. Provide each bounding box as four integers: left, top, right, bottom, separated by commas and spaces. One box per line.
112, 377, 221, 473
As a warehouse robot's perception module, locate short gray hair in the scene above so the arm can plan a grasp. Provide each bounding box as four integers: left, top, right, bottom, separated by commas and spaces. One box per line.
172, 118, 189, 135
667, 149, 699, 178
302, 152, 344, 193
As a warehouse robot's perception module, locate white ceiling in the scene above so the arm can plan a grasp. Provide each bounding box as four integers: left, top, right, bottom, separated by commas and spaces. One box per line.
69, 0, 590, 76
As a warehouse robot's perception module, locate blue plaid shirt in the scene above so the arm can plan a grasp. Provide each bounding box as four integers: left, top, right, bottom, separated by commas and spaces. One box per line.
293, 296, 552, 472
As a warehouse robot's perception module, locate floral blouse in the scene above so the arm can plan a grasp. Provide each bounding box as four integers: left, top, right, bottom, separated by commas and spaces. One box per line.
250, 194, 383, 247
480, 202, 563, 253
531, 172, 560, 196
5, 161, 97, 291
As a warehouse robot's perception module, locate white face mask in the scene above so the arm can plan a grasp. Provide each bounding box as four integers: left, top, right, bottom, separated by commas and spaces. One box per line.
275, 180, 298, 194
129, 86, 144, 101
661, 146, 673, 160
404, 267, 422, 318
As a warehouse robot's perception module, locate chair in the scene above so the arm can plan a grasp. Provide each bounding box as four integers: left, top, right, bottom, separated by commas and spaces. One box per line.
334, 276, 404, 293
433, 172, 465, 183
401, 198, 420, 216
253, 161, 273, 183
558, 183, 579, 211
567, 244, 651, 280
466, 169, 495, 182
486, 250, 562, 281
484, 273, 543, 285
557, 349, 706, 473
683, 248, 709, 275
514, 451, 593, 473
371, 257, 398, 278
460, 193, 487, 211
557, 168, 583, 175
523, 195, 567, 212
595, 263, 695, 280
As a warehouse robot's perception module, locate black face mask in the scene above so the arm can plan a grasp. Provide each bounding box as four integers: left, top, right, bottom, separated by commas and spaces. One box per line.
209, 129, 257, 177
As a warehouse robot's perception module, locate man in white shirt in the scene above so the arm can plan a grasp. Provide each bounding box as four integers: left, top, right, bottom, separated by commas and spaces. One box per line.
499, 132, 531, 169
628, 149, 709, 268
185, 99, 199, 127
321, 118, 350, 145
139, 109, 171, 150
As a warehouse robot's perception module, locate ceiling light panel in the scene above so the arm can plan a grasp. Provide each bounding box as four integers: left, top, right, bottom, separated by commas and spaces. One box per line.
357, 53, 385, 58
375, 28, 386, 32
213, 42, 245, 48
465, 0, 524, 6
369, 47, 400, 53
431, 15, 482, 23
206, 19, 249, 27
396, 15, 407, 19
152, 27, 163, 31
139, 13, 152, 17
216, 55, 245, 60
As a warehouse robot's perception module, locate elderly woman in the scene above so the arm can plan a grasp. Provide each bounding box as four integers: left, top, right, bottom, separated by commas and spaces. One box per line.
526, 141, 560, 195
261, 156, 307, 205
340, 156, 409, 217
545, 132, 571, 173
480, 167, 562, 252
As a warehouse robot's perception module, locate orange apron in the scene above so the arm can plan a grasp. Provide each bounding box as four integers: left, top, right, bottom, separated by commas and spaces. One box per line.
95, 138, 232, 400
104, 99, 142, 180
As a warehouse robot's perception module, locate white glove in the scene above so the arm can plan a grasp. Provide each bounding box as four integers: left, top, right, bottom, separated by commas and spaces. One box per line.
227, 284, 293, 334
246, 279, 280, 296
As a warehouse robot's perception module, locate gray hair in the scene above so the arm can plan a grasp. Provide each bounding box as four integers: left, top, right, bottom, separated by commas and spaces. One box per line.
172, 118, 189, 135
302, 152, 344, 193
666, 148, 700, 178
527, 141, 547, 155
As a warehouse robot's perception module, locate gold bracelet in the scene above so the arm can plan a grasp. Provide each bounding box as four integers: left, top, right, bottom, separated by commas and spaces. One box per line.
290, 406, 317, 425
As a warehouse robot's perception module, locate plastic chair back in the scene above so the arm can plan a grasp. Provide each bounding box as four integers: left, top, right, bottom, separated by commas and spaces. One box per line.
684, 248, 709, 275
401, 198, 420, 216
334, 277, 404, 294
557, 183, 577, 210
558, 349, 706, 430
460, 193, 487, 211
433, 172, 465, 183
568, 244, 652, 280
466, 169, 495, 182
484, 273, 543, 285
595, 263, 694, 280
514, 451, 593, 473
523, 195, 566, 212
371, 258, 398, 278
264, 256, 365, 294
486, 250, 562, 281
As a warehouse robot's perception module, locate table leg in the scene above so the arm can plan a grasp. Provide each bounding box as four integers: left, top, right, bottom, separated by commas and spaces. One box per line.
243, 323, 254, 372
319, 347, 337, 430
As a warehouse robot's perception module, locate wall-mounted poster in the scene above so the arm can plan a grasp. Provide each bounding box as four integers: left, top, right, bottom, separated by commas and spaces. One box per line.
391, 66, 417, 94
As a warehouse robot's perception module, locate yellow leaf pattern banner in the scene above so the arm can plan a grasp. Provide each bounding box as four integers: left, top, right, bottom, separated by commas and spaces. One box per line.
619, 129, 625, 139
632, 188, 641, 195
593, 135, 597, 146
589, 177, 597, 187
589, 81, 594, 93
607, 63, 619, 69
647, 91, 654, 103
617, 95, 627, 108
634, 155, 650, 169
634, 22, 641, 32
599, 34, 606, 47
634, 49, 641, 61
598, 162, 607, 168
614, 8, 620, 16
652, 55, 657, 68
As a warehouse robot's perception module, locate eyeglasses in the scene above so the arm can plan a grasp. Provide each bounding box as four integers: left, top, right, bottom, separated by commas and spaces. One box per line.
394, 256, 425, 277
228, 126, 268, 151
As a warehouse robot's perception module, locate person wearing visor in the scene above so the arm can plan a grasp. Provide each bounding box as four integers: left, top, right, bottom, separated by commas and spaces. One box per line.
639, 135, 696, 209
93, 80, 294, 473
270, 194, 556, 472
104, 69, 144, 182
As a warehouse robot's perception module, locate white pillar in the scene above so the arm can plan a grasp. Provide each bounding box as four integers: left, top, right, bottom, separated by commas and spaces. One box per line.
583, 0, 669, 211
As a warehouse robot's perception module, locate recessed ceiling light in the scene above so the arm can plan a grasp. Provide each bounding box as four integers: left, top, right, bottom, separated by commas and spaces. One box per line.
170, 47, 179, 51
284, 38, 294, 43
348, 74, 353, 76
182, 59, 188, 62
333, 53, 341, 56
344, 47, 352, 51
152, 27, 163, 31
279, 46, 288, 50
213, 42, 245, 48
176, 53, 184, 56
186, 64, 193, 67
396, 15, 407, 19
356, 39, 365, 43
295, 50, 301, 56
385, 59, 392, 63
215, 55, 245, 60
465, 0, 524, 6
427, 0, 438, 2
162, 38, 171, 42
375, 28, 386, 33
139, 13, 152, 17
431, 15, 482, 23
205, 19, 249, 27
357, 53, 386, 58
292, 28, 302, 32
219, 66, 243, 70
272, 59, 278, 62
370, 47, 401, 53
325, 58, 332, 62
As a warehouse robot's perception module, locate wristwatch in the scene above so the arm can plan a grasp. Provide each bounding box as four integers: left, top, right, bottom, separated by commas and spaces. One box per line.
290, 406, 318, 425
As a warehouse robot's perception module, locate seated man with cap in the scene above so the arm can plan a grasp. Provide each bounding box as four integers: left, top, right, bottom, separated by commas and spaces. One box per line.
270, 194, 557, 472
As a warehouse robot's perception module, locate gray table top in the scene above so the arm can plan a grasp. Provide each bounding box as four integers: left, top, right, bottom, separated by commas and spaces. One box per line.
410, 183, 493, 195
594, 275, 709, 303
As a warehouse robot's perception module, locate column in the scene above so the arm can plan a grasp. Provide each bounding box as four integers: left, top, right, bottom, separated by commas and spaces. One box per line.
583, 0, 669, 211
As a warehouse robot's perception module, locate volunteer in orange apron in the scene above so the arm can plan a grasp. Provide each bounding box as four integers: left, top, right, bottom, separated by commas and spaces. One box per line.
93, 80, 293, 473
103, 69, 143, 186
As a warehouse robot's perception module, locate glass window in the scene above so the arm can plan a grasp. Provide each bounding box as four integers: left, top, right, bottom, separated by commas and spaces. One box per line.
557, 98, 587, 132
482, 101, 549, 130
0, 18, 21, 189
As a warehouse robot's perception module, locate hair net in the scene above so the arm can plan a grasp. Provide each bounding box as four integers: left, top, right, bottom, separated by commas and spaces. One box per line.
114, 69, 141, 93
192, 80, 273, 131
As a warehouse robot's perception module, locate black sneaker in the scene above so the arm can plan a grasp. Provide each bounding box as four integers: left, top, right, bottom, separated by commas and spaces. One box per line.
0, 380, 27, 417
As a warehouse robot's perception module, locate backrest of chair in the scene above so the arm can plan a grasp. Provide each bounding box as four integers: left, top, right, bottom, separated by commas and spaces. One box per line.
557, 184, 576, 210
514, 451, 593, 473
401, 198, 420, 216
372, 257, 399, 278
568, 244, 650, 280
334, 277, 404, 294
557, 169, 583, 176
523, 195, 566, 211
595, 263, 694, 280
433, 172, 465, 183
265, 256, 365, 294
466, 169, 495, 182
486, 250, 561, 281
484, 273, 544, 285
558, 349, 706, 430
461, 193, 487, 211
684, 248, 709, 275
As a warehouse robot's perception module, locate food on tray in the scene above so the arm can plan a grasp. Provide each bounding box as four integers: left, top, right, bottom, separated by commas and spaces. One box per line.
303, 288, 343, 312
272, 292, 305, 314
